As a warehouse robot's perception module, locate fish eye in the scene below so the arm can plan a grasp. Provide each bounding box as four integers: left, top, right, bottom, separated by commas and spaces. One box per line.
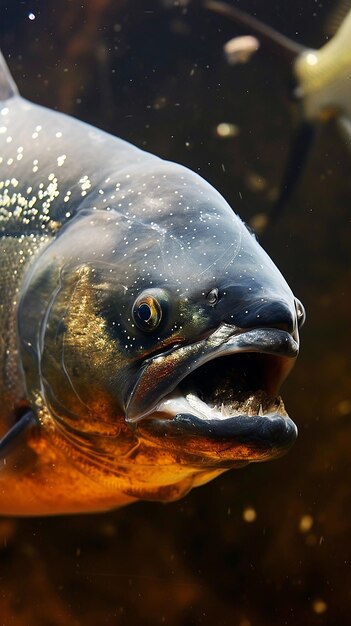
295, 298, 306, 327
206, 288, 219, 306
132, 291, 165, 332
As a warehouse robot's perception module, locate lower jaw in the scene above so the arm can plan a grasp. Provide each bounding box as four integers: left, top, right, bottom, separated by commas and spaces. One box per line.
137, 408, 298, 464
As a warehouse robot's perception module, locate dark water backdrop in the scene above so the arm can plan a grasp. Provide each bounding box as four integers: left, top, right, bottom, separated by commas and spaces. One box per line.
1, 0, 351, 624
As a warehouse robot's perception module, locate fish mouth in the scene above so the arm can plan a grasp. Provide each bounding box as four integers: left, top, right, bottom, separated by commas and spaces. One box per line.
128, 326, 299, 464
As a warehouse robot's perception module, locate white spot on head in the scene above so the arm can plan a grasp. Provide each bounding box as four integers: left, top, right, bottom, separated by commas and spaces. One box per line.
306, 52, 318, 66
57, 154, 66, 167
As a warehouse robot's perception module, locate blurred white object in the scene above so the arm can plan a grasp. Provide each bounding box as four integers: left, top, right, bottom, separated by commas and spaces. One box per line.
224, 35, 260, 64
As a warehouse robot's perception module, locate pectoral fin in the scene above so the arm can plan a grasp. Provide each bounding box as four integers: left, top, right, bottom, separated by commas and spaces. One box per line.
0, 410, 38, 471
0, 50, 19, 101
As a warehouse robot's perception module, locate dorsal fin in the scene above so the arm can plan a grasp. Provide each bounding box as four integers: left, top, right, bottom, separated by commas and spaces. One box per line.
0, 50, 19, 101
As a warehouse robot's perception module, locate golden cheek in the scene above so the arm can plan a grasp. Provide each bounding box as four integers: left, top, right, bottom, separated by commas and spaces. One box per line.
40, 265, 126, 435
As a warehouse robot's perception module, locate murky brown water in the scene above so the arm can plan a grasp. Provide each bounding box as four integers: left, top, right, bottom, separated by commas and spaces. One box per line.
1, 1, 351, 624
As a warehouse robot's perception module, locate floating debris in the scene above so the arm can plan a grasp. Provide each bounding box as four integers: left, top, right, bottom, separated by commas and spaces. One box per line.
215, 122, 240, 138
337, 399, 351, 416
243, 507, 257, 523
312, 599, 328, 614
245, 171, 268, 193
153, 96, 167, 110
299, 514, 314, 533
224, 35, 260, 65
249, 213, 269, 235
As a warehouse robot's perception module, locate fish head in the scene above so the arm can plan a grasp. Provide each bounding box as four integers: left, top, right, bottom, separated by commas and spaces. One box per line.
18, 165, 304, 501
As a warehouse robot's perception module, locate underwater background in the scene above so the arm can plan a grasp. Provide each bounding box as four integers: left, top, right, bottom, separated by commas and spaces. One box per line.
0, 0, 350, 624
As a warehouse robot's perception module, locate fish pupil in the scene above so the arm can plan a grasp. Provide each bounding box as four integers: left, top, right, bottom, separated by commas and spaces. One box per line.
138, 303, 152, 322
132, 291, 164, 332
207, 288, 219, 306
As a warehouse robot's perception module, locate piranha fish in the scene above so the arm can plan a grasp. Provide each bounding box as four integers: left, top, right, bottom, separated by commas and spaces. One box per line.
0, 50, 304, 515
206, 0, 351, 222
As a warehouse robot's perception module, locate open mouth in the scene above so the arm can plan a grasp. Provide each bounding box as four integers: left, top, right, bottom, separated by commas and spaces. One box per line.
158, 352, 289, 422
132, 327, 298, 463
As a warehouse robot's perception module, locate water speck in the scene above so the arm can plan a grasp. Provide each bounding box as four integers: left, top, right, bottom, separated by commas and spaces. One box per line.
28, 12, 35, 20
312, 599, 327, 614
299, 514, 313, 533
243, 507, 257, 523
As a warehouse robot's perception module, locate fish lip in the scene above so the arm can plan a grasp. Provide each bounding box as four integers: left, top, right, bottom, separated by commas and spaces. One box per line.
137, 412, 298, 461
126, 325, 299, 423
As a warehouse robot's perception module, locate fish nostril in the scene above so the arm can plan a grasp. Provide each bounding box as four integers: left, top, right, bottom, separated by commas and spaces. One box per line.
295, 298, 306, 328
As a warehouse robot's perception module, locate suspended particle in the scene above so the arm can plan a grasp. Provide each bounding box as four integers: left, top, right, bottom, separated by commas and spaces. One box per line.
312, 599, 327, 614
242, 507, 257, 523
224, 35, 260, 65
299, 514, 314, 533
215, 122, 239, 138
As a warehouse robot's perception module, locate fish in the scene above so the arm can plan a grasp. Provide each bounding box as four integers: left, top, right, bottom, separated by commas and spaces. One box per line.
0, 50, 304, 515
206, 1, 351, 223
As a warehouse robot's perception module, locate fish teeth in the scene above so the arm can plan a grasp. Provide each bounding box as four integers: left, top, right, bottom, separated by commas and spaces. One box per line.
221, 403, 230, 417
158, 389, 286, 422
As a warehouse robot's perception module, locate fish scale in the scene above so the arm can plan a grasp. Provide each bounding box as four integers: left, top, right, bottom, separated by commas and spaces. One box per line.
0, 237, 32, 428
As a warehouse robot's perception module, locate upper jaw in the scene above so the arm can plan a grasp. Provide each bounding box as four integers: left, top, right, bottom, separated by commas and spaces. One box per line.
125, 324, 299, 423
